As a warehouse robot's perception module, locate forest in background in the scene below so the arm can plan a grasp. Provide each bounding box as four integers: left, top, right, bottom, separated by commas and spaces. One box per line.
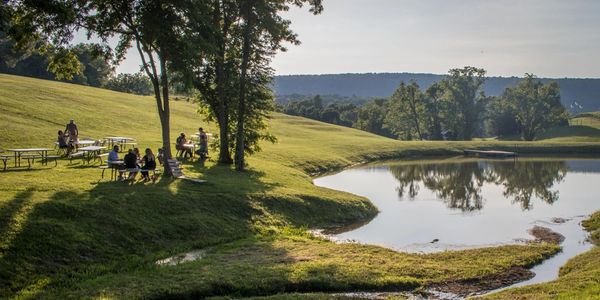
273, 73, 600, 113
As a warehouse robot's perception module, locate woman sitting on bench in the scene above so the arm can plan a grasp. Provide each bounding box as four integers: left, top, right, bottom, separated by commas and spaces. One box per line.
140, 148, 157, 182
57, 130, 73, 155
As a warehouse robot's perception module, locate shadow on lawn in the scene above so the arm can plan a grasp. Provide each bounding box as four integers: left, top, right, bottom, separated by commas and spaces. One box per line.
0, 160, 379, 298
0, 163, 277, 298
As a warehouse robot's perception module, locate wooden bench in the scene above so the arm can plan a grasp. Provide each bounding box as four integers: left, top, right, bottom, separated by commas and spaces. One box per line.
0, 155, 10, 171
42, 155, 61, 167
21, 154, 42, 168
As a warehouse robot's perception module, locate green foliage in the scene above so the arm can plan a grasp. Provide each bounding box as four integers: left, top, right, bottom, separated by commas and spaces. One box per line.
439, 66, 487, 140
384, 81, 427, 140
354, 98, 394, 138
105, 72, 153, 95
502, 74, 570, 141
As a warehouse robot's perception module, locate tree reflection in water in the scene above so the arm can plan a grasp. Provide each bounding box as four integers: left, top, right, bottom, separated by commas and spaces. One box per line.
389, 159, 567, 211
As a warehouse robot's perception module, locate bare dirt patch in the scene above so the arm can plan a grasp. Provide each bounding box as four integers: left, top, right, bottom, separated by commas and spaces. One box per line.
528, 226, 565, 244
429, 266, 534, 298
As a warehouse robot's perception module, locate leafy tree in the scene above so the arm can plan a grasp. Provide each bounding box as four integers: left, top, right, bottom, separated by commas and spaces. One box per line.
485, 95, 520, 137
384, 81, 427, 140
423, 82, 444, 140
232, 0, 323, 171
105, 72, 153, 95
354, 98, 394, 138
440, 66, 487, 140
502, 74, 569, 141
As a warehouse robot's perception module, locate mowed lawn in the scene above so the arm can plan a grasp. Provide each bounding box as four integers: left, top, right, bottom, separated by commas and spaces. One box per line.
0, 74, 598, 299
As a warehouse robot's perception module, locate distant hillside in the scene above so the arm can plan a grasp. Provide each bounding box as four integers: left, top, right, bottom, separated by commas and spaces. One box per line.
273, 73, 600, 112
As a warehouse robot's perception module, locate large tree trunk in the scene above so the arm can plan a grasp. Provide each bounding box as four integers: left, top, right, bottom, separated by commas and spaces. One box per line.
158, 56, 173, 176
214, 0, 233, 164
234, 4, 252, 171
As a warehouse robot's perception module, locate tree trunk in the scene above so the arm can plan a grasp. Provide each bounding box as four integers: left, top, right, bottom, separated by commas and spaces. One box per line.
158, 56, 173, 176
135, 40, 173, 176
214, 0, 233, 164
234, 3, 252, 171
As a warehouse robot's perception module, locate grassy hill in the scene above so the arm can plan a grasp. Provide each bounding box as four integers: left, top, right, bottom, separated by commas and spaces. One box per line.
0, 74, 598, 299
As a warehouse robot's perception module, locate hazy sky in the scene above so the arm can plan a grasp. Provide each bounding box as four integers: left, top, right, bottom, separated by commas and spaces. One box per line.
108, 0, 600, 78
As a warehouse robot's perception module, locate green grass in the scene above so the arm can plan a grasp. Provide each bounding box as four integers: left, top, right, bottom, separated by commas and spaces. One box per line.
0, 74, 597, 299
483, 212, 600, 299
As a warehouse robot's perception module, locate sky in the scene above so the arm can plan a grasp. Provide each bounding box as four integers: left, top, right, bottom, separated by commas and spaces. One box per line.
93, 0, 600, 78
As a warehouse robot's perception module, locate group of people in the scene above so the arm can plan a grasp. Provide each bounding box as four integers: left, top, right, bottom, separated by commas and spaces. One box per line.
175, 127, 209, 160
56, 119, 79, 155
108, 146, 160, 182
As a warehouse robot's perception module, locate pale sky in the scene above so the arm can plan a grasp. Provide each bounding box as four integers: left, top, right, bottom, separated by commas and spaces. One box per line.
106, 0, 600, 78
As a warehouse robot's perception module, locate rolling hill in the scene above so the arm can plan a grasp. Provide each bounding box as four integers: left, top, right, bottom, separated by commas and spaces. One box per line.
0, 74, 599, 299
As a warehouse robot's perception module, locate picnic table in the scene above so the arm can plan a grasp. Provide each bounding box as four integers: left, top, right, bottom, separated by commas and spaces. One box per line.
7, 148, 51, 167
79, 146, 106, 164
104, 137, 136, 151
106, 160, 125, 180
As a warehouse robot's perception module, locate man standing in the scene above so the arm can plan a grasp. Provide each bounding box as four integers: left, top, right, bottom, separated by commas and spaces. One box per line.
65, 119, 79, 144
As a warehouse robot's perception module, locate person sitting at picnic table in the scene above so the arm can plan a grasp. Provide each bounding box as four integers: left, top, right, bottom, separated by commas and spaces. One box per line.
108, 145, 120, 162
176, 132, 193, 158
157, 148, 164, 165
195, 127, 209, 160
124, 148, 138, 181
140, 148, 157, 182
65, 119, 79, 144
108, 145, 125, 180
57, 130, 73, 155
133, 147, 142, 162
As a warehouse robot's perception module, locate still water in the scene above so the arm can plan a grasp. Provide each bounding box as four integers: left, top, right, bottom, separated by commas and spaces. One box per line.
313, 157, 600, 285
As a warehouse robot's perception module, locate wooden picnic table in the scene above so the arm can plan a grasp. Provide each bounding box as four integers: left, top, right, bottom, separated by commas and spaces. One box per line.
7, 148, 51, 167
79, 146, 106, 164
104, 137, 136, 151
106, 160, 125, 180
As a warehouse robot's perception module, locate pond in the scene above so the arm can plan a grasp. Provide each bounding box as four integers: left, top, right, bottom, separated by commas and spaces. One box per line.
313, 157, 600, 287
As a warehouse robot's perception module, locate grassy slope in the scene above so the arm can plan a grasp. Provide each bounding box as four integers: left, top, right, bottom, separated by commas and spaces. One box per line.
483, 212, 600, 299
0, 74, 596, 299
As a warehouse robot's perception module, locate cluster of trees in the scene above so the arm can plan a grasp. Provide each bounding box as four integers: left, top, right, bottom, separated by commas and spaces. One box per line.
0, 35, 114, 87
282, 67, 569, 141
2, 0, 322, 173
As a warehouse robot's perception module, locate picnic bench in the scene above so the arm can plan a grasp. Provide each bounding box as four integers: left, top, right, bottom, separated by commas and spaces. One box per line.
7, 148, 51, 167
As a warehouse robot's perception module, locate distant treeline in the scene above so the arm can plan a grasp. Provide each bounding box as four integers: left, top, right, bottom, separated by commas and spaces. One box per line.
281, 67, 569, 141
274, 73, 600, 113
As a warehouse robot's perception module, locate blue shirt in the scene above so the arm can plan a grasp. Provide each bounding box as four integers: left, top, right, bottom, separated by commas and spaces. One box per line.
108, 150, 119, 162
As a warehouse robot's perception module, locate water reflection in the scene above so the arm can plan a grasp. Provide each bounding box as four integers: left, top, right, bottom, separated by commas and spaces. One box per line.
390, 160, 567, 211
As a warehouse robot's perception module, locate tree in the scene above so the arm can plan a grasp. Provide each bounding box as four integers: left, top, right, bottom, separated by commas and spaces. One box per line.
232, 0, 323, 171
424, 82, 444, 140
502, 74, 569, 141
6, 0, 214, 176
105, 72, 153, 95
384, 81, 426, 140
354, 98, 394, 138
440, 66, 487, 140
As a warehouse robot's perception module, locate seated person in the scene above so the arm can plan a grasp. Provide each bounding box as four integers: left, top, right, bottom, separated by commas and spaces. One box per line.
108, 145, 124, 180
124, 149, 139, 181
140, 148, 157, 182
157, 148, 164, 165
57, 130, 73, 155
176, 133, 193, 158
108, 145, 120, 163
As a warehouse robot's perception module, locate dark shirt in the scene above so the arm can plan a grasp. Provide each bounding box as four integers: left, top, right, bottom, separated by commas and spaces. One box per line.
142, 155, 156, 170
124, 152, 138, 168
